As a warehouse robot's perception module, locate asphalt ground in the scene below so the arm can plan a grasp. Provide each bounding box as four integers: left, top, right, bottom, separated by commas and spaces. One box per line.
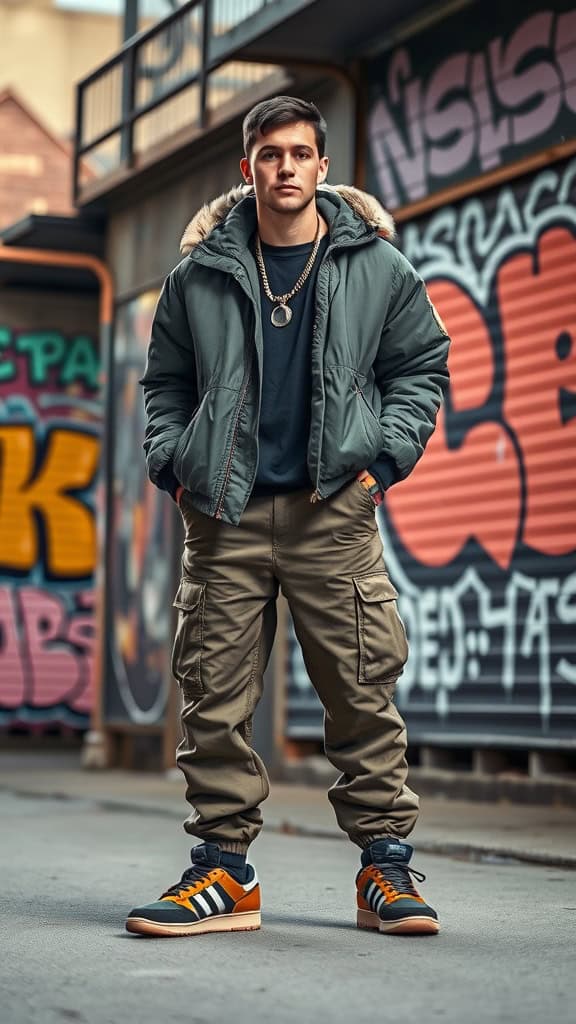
2, 791, 575, 1024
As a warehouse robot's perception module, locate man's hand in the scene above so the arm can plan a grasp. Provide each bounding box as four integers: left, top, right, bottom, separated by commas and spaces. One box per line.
357, 470, 384, 507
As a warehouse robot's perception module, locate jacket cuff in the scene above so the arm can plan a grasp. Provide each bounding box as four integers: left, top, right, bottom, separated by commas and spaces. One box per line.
368, 455, 398, 493
156, 462, 179, 500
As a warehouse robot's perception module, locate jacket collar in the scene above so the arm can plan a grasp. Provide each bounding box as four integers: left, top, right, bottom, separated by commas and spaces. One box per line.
180, 184, 395, 259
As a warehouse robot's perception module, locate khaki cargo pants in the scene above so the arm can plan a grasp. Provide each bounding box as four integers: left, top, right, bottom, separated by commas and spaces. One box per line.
172, 480, 419, 854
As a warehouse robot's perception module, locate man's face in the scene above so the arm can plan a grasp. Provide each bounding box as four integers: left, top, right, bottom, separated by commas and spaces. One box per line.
240, 121, 329, 215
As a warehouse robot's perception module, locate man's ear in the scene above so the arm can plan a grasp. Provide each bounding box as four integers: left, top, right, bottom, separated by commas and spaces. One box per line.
317, 156, 329, 184
240, 157, 253, 184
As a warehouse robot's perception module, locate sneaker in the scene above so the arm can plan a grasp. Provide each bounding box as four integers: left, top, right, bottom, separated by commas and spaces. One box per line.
356, 839, 439, 935
126, 843, 261, 937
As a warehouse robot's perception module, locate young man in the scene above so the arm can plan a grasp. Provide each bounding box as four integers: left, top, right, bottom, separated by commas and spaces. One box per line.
128, 96, 450, 938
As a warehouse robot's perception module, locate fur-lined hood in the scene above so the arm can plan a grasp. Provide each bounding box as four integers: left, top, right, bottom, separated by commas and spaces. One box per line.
180, 183, 395, 255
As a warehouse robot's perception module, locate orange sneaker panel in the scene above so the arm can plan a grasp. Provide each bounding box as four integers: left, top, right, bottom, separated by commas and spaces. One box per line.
216, 871, 249, 902
233, 887, 261, 914
170, 894, 199, 910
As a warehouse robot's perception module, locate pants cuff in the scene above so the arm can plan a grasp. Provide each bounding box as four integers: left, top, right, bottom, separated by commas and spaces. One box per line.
353, 833, 404, 850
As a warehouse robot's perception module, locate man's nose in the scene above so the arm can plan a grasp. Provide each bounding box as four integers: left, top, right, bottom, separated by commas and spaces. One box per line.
278, 155, 295, 177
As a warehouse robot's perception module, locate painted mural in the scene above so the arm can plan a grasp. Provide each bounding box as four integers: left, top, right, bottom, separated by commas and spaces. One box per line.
288, 158, 576, 740
384, 156, 576, 735
0, 324, 101, 729
104, 291, 173, 725
367, 0, 576, 208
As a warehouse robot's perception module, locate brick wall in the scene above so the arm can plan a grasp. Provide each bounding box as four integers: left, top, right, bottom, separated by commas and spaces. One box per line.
0, 90, 74, 230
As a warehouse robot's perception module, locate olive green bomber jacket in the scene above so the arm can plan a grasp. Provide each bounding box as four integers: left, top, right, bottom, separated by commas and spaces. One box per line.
140, 184, 450, 526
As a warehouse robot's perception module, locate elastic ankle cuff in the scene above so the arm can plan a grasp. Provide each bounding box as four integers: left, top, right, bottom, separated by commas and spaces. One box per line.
218, 842, 251, 855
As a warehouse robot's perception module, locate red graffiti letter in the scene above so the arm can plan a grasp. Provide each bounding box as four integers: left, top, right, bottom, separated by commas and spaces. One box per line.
66, 591, 95, 713
19, 589, 80, 708
499, 227, 576, 555
386, 280, 522, 569
0, 587, 25, 707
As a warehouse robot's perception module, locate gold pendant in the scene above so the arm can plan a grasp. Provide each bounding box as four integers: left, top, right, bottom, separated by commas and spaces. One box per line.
271, 303, 292, 327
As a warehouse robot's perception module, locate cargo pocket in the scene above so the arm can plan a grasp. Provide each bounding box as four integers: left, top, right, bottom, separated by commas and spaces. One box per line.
353, 572, 408, 692
171, 577, 206, 696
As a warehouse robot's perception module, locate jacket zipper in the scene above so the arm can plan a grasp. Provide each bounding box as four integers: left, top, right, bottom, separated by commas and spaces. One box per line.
310, 255, 332, 504
214, 370, 251, 519
197, 257, 259, 523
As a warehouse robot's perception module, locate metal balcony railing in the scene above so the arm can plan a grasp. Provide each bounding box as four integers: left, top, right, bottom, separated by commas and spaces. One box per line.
73, 0, 283, 201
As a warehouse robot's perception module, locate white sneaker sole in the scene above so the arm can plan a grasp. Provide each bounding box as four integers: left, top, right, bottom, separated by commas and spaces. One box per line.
357, 908, 439, 935
126, 910, 261, 937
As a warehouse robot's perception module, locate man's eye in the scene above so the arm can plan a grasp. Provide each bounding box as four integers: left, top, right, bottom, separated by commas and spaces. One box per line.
296, 152, 310, 159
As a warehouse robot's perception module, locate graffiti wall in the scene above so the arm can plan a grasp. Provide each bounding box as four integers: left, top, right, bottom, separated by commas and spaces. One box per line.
366, 0, 576, 208
385, 156, 576, 737
103, 291, 173, 726
286, 0, 576, 743
0, 294, 101, 730
287, 158, 576, 741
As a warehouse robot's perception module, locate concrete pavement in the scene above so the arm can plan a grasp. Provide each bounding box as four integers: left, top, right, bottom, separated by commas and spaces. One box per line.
1, 751, 575, 869
1, 791, 575, 1024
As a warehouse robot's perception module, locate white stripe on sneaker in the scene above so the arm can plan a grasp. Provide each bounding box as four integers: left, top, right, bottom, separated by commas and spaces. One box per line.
193, 893, 212, 917
206, 885, 226, 912
366, 882, 378, 908
374, 892, 386, 914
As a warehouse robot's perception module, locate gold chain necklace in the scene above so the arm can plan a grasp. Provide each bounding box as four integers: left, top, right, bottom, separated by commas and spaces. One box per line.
255, 216, 322, 328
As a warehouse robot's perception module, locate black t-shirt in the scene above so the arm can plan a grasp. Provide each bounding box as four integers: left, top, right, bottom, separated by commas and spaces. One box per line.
252, 235, 329, 494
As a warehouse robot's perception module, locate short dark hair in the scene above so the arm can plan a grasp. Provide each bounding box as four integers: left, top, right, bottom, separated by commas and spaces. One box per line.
242, 95, 327, 158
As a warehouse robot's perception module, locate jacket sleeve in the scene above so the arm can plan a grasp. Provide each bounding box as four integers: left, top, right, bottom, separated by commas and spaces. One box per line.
372, 250, 450, 482
139, 267, 198, 492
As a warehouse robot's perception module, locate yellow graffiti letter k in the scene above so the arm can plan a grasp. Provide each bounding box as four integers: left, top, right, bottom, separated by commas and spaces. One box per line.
0, 425, 99, 577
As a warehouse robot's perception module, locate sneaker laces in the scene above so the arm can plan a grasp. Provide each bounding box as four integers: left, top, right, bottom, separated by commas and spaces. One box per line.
375, 862, 426, 898
161, 864, 214, 899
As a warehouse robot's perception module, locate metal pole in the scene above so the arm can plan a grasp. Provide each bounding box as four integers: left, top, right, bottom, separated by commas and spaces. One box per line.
199, 0, 213, 128
73, 82, 83, 206
122, 0, 139, 42
120, 44, 136, 167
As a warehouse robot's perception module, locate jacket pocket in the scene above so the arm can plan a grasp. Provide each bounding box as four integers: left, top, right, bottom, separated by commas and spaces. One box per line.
172, 398, 204, 480
353, 374, 382, 450
174, 386, 242, 498
171, 577, 206, 696
353, 572, 408, 691
322, 365, 383, 476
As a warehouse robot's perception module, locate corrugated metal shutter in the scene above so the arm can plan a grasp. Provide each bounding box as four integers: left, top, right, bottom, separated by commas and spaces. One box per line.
286, 155, 576, 745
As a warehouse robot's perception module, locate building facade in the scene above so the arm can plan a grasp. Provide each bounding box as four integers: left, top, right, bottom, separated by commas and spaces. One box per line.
70, 0, 576, 768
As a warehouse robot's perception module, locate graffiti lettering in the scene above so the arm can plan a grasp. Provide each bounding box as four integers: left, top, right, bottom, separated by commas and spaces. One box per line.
369, 7, 576, 206
394, 568, 576, 724
0, 328, 99, 389
0, 322, 101, 728
0, 327, 15, 382
391, 161, 576, 561
0, 586, 94, 714
0, 425, 98, 576
499, 228, 576, 555
379, 156, 576, 724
